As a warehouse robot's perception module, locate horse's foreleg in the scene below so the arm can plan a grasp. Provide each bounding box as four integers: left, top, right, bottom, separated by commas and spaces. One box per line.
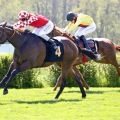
3, 61, 32, 95
73, 66, 89, 90
0, 62, 15, 87
3, 68, 21, 95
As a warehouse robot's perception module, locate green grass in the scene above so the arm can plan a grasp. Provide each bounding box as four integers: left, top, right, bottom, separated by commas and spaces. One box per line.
0, 87, 120, 120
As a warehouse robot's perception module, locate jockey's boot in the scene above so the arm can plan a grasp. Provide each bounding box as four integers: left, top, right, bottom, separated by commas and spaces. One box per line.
80, 35, 91, 51
80, 35, 101, 61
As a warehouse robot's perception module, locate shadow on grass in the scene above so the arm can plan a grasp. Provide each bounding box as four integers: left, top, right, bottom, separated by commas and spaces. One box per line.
14, 99, 82, 104
0, 103, 6, 105
63, 90, 104, 94
63, 89, 120, 94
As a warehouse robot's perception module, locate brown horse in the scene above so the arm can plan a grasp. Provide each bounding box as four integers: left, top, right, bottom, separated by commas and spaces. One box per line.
0, 22, 87, 99
48, 26, 120, 90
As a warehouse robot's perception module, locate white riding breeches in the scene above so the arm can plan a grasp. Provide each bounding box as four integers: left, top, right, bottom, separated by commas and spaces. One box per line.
74, 23, 96, 37
32, 20, 54, 41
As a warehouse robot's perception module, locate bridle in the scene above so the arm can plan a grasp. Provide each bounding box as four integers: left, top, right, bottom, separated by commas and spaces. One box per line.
0, 25, 16, 41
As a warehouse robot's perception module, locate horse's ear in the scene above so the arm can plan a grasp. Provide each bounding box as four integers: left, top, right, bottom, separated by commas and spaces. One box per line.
2, 21, 7, 28
0, 21, 7, 28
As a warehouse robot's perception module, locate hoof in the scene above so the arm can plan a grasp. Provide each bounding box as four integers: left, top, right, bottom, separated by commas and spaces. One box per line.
83, 84, 89, 90
3, 89, 8, 95
85, 86, 89, 90
82, 94, 86, 98
53, 87, 57, 91
55, 97, 58, 99
55, 95, 59, 99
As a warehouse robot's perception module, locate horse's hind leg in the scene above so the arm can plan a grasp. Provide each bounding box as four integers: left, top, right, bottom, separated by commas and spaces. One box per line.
55, 77, 66, 99
55, 70, 68, 99
53, 74, 62, 91
73, 66, 89, 90
111, 60, 120, 76
55, 63, 72, 99
70, 68, 86, 98
100, 43, 120, 76
53, 66, 89, 91
106, 51, 120, 76
55, 67, 86, 99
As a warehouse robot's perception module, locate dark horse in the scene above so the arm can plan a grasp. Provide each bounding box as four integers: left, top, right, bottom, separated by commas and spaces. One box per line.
0, 22, 88, 99
48, 26, 120, 90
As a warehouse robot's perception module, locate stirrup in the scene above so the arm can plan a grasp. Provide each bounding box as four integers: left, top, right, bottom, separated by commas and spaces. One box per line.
82, 48, 92, 52
95, 54, 102, 61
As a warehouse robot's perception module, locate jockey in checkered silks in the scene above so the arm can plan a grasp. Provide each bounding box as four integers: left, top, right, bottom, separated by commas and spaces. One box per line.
13, 10, 59, 51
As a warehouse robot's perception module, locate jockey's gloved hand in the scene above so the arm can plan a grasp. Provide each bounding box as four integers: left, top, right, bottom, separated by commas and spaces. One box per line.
24, 29, 31, 33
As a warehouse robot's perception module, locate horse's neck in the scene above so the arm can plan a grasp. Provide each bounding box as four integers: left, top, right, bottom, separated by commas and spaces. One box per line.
7, 29, 26, 48
55, 27, 64, 35
49, 26, 63, 37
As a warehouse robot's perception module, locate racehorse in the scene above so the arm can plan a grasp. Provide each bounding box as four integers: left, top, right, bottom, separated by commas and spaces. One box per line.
48, 26, 120, 90
0, 22, 87, 99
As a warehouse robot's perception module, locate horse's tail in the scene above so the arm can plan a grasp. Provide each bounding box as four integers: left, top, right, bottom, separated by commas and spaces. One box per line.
114, 44, 120, 52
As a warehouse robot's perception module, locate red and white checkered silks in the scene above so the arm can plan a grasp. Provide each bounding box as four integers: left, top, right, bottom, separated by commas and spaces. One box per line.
13, 12, 39, 29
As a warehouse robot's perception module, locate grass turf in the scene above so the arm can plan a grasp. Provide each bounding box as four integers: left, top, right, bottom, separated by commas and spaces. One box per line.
0, 87, 120, 120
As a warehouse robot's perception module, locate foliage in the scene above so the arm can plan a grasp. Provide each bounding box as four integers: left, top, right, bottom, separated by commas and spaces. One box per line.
47, 65, 60, 87
0, 54, 120, 88
0, 54, 44, 88
49, 61, 120, 87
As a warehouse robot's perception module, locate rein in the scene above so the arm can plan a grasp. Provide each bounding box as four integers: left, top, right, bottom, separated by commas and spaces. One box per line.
8, 29, 16, 41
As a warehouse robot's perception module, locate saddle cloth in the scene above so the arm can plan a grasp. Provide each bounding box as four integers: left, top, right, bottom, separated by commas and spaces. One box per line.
44, 38, 64, 62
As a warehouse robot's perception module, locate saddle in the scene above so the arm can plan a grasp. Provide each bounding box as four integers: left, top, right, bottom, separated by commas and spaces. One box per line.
75, 37, 99, 63
78, 38, 98, 53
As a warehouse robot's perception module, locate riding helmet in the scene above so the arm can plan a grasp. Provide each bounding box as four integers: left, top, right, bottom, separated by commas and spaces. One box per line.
66, 12, 77, 21
18, 10, 30, 21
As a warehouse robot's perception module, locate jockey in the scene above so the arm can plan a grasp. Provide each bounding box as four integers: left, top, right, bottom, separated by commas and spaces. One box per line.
13, 10, 59, 51
64, 12, 101, 60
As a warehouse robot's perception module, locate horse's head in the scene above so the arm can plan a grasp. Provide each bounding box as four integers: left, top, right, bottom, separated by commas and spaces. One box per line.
0, 22, 8, 44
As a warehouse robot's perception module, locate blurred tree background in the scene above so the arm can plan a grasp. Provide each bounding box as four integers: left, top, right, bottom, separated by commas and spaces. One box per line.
0, 0, 120, 43
0, 0, 120, 87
